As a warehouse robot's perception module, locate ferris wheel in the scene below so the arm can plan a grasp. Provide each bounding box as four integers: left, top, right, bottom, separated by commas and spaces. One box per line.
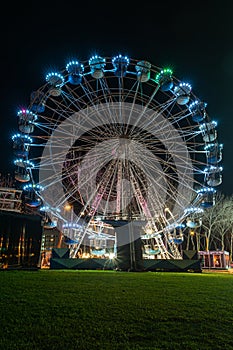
12, 54, 223, 260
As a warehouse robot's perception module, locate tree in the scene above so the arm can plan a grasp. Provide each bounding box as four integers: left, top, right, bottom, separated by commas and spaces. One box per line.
201, 193, 233, 252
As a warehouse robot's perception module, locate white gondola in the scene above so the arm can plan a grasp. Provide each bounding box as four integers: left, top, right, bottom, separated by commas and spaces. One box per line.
45, 72, 64, 96
199, 121, 217, 142
17, 109, 37, 134
205, 143, 223, 164
89, 55, 106, 79
135, 61, 151, 82
204, 165, 223, 187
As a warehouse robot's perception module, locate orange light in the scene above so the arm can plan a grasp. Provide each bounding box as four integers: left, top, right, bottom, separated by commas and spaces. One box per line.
64, 204, 72, 211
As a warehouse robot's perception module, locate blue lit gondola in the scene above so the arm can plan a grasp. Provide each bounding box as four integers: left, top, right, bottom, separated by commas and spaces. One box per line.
30, 91, 46, 113
188, 100, 207, 122
23, 184, 43, 208
91, 248, 106, 256
66, 61, 84, 85
112, 55, 129, 77
174, 83, 192, 105
197, 187, 216, 208
12, 134, 32, 158
64, 236, 79, 245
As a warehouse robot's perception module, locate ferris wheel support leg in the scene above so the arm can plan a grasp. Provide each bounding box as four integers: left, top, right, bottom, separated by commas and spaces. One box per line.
114, 221, 145, 271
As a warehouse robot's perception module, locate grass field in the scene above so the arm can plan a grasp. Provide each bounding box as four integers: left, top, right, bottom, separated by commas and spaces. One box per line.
0, 269, 233, 350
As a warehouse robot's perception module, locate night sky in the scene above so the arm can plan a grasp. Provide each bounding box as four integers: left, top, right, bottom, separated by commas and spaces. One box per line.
0, 1, 232, 195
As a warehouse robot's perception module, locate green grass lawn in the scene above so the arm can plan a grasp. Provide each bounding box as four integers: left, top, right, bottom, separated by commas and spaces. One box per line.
0, 269, 233, 350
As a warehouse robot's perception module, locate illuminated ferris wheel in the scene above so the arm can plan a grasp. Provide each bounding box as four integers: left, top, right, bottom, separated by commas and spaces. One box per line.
12, 54, 223, 260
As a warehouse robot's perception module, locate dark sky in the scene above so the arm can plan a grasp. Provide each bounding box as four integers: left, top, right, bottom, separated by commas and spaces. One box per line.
0, 1, 232, 195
